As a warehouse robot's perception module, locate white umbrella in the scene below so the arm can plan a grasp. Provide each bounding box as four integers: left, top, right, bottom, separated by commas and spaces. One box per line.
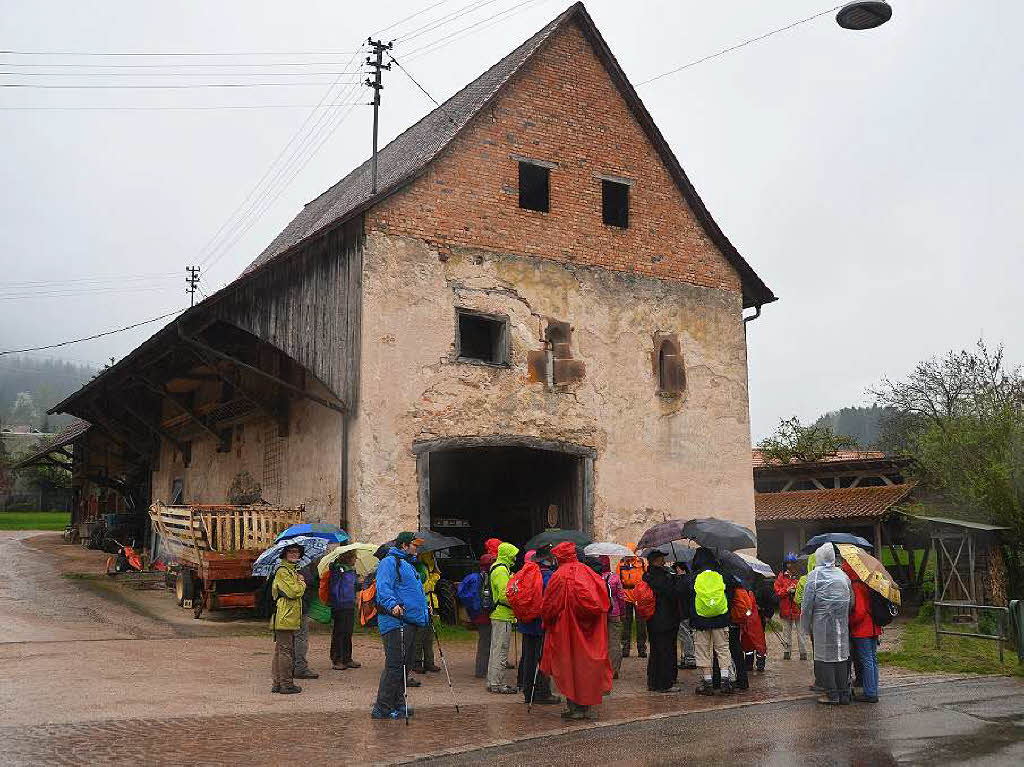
737, 551, 775, 578
583, 542, 633, 558
317, 542, 380, 577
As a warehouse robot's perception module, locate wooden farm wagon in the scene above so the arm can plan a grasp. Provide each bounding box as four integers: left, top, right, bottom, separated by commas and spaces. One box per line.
149, 502, 304, 618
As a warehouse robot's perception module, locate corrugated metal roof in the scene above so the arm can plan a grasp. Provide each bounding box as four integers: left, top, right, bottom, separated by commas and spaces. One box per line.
898, 512, 1010, 532
755, 483, 916, 522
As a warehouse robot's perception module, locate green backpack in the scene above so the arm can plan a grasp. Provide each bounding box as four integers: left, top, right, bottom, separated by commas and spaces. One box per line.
694, 570, 728, 618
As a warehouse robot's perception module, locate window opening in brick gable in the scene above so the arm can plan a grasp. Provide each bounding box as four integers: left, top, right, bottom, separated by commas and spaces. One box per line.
518, 161, 549, 212
654, 334, 685, 396
602, 179, 629, 228
456, 309, 509, 366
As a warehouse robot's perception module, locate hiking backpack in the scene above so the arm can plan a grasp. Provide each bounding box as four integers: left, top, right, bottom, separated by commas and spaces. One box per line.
506, 561, 544, 622
868, 589, 899, 627
694, 570, 729, 618
481, 562, 509, 614
632, 578, 657, 621
456, 571, 485, 618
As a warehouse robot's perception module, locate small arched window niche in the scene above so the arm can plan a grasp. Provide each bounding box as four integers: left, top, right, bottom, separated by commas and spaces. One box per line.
652, 332, 686, 397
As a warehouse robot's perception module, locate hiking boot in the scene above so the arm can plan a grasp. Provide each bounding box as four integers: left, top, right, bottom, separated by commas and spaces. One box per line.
721, 680, 736, 695
734, 680, 749, 691
294, 671, 319, 680
695, 680, 715, 696
278, 684, 302, 694
621, 648, 631, 658
271, 684, 281, 694
423, 664, 441, 673
678, 660, 697, 670
637, 649, 648, 658
411, 666, 427, 675
800, 652, 808, 661
854, 694, 879, 703
332, 663, 348, 670
370, 706, 400, 720
755, 656, 766, 672
817, 695, 841, 705
488, 684, 519, 695
344, 660, 361, 669
406, 675, 421, 687
531, 695, 562, 705
809, 685, 824, 692
782, 651, 791, 660
560, 709, 586, 720
394, 703, 414, 717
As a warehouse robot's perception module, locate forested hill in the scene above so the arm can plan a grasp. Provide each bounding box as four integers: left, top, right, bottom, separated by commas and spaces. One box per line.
0, 356, 98, 432
813, 405, 895, 449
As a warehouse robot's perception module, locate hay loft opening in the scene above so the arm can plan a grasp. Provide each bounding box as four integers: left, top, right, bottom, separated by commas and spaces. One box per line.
456, 309, 509, 366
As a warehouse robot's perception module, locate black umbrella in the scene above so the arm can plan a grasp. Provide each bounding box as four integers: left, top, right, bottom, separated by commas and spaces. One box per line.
681, 517, 756, 551
716, 550, 757, 588
523, 528, 592, 553
384, 530, 467, 554
801, 532, 873, 554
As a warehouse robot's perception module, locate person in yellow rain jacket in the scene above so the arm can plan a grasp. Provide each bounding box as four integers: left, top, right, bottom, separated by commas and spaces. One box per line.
271, 543, 307, 695
412, 550, 442, 674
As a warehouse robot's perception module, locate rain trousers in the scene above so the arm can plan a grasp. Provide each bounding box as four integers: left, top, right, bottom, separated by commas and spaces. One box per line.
799, 543, 852, 662
540, 541, 612, 706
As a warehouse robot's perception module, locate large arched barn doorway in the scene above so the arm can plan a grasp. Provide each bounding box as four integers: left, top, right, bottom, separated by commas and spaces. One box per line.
413, 437, 595, 554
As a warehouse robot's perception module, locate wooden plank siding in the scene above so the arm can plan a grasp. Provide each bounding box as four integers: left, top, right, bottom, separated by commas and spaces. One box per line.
208, 216, 363, 406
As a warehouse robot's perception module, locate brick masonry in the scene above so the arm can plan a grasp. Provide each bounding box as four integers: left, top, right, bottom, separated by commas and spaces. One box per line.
367, 20, 743, 296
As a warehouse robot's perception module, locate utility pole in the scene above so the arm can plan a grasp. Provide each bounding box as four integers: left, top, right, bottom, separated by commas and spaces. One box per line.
185, 265, 201, 307
365, 38, 392, 195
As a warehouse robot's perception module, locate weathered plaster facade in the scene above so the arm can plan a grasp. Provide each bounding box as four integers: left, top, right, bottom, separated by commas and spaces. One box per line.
151, 384, 344, 523
347, 234, 753, 545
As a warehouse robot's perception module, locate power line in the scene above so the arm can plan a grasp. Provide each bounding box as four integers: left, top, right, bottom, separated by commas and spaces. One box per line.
2, 272, 179, 287
389, 55, 440, 107
0, 49, 361, 57
0, 61, 364, 69
396, 0, 505, 44
0, 102, 366, 112
373, 0, 453, 36
0, 309, 186, 357
0, 81, 363, 89
403, 0, 550, 62
635, 5, 841, 87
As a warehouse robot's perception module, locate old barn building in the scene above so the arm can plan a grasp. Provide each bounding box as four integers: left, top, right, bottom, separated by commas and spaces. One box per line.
50, 3, 775, 551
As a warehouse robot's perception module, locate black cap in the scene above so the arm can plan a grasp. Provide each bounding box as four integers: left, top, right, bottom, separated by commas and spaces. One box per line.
644, 548, 667, 561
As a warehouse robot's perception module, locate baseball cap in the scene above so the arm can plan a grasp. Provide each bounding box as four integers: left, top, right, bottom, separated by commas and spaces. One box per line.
395, 531, 425, 547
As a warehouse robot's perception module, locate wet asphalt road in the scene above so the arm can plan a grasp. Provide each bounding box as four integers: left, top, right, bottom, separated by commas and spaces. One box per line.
418, 676, 1024, 766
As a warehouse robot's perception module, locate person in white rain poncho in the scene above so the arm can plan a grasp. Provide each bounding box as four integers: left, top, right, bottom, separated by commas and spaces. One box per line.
799, 543, 853, 705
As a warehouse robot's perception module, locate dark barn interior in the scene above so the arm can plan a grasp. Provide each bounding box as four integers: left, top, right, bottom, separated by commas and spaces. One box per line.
428, 446, 582, 552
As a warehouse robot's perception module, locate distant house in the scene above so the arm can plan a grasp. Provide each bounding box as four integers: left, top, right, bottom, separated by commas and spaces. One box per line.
48, 3, 775, 552
753, 450, 916, 568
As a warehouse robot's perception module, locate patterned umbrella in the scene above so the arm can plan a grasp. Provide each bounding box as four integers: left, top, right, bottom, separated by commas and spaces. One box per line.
275, 522, 349, 544
252, 535, 330, 577
837, 544, 901, 604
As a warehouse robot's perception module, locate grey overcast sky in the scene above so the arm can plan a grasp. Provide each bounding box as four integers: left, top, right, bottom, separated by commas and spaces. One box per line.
1, 0, 1020, 440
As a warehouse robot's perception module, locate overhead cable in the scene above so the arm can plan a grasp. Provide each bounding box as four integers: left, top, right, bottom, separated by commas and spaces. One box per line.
0, 309, 186, 357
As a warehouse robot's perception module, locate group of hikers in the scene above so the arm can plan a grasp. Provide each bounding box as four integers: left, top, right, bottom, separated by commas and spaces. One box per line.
266, 532, 885, 719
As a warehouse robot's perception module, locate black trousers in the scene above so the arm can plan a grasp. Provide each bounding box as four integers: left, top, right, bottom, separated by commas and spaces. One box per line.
330, 607, 354, 664
374, 626, 416, 712
517, 633, 552, 702
712, 626, 748, 687
647, 628, 678, 691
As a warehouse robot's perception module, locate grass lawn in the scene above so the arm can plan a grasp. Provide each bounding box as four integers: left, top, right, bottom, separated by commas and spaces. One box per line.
879, 615, 1022, 677
0, 511, 70, 531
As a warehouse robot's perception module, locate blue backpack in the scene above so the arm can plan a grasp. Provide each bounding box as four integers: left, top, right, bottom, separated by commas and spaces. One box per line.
457, 571, 484, 618
328, 567, 357, 608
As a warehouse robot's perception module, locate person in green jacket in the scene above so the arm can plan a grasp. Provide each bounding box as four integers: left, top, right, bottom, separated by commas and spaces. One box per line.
795, 552, 815, 608
486, 541, 519, 694
271, 543, 307, 694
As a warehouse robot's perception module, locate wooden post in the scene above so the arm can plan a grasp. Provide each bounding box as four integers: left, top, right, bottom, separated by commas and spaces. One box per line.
933, 535, 941, 648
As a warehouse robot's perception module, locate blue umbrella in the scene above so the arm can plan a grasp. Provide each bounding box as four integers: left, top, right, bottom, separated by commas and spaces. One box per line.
801, 532, 873, 554
275, 522, 349, 544
253, 535, 330, 577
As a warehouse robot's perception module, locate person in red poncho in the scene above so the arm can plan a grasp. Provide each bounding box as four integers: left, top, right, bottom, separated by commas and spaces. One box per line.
540, 541, 612, 720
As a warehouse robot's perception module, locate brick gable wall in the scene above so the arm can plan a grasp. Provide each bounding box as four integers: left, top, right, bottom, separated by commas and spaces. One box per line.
366, 21, 743, 295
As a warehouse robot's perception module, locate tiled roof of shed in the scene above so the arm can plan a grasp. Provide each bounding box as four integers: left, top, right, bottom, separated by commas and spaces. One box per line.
755, 483, 916, 522
11, 419, 90, 470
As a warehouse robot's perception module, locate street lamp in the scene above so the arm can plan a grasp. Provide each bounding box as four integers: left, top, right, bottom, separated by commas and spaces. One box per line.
836, 1, 893, 30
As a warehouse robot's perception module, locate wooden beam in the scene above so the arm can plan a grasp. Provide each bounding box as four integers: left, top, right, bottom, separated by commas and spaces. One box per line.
131, 375, 228, 449
83, 404, 151, 456
118, 401, 188, 455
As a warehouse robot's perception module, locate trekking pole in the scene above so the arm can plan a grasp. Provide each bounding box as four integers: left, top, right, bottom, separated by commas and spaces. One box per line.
400, 623, 410, 726
429, 617, 460, 713
770, 624, 790, 651
527, 644, 542, 712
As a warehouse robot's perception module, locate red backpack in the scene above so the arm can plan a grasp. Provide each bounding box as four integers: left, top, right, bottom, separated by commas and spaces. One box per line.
507, 561, 544, 622
632, 578, 657, 621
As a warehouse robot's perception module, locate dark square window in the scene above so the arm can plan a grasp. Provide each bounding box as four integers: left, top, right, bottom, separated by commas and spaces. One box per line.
519, 161, 549, 212
457, 310, 508, 365
602, 179, 629, 228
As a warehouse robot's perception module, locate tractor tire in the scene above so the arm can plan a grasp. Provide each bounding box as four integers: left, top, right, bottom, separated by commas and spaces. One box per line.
435, 579, 459, 626
175, 569, 195, 607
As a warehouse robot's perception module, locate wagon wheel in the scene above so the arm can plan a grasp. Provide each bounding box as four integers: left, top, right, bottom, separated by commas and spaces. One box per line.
175, 569, 194, 607
435, 579, 459, 626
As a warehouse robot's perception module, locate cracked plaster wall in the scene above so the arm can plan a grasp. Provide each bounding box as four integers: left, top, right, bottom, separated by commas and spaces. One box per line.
347, 232, 754, 545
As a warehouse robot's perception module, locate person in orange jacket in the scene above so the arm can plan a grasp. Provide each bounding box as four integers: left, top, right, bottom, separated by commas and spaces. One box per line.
774, 553, 807, 660
617, 548, 648, 658
842, 560, 882, 703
